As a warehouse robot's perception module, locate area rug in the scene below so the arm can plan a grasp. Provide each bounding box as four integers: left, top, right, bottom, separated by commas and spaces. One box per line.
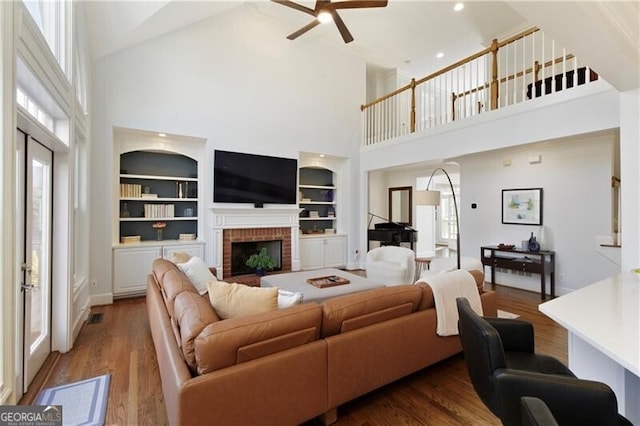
497, 309, 520, 319
35, 374, 110, 426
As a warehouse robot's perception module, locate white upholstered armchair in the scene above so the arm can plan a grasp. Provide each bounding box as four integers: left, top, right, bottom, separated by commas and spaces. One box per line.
365, 246, 416, 285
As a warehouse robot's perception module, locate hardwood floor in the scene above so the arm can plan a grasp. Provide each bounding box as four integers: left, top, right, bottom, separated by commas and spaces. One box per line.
23, 283, 566, 426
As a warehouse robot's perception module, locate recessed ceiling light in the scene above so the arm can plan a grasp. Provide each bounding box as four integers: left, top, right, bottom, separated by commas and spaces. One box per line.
158, 133, 166, 137
454, 2, 464, 12
436, 52, 444, 59
318, 11, 332, 23
319, 154, 326, 158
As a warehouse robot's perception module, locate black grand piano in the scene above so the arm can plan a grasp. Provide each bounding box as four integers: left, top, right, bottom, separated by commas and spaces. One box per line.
367, 222, 417, 250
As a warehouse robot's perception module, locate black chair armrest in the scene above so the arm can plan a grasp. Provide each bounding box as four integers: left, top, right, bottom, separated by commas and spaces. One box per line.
485, 317, 534, 353
495, 369, 621, 426
521, 397, 558, 426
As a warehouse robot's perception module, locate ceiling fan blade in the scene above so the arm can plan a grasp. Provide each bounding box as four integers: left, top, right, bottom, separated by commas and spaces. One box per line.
271, 0, 317, 17
314, 0, 330, 13
326, 0, 388, 11
287, 20, 322, 40
330, 11, 354, 44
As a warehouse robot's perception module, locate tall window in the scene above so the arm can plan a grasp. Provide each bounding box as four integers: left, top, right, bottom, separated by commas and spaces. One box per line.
439, 191, 459, 245
16, 88, 54, 132
22, 0, 67, 75
16, 57, 69, 144
417, 173, 460, 247
72, 134, 88, 286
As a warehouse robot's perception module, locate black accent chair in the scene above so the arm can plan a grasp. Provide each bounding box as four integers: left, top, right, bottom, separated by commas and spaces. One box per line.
456, 297, 632, 426
521, 397, 558, 426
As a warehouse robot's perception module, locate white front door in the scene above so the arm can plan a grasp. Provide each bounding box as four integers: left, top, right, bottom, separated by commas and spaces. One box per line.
18, 130, 53, 391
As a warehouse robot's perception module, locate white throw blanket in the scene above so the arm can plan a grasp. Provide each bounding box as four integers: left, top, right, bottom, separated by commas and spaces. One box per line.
416, 269, 483, 336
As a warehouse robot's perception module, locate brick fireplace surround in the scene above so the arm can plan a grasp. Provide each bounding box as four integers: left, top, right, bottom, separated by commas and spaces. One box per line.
222, 227, 292, 279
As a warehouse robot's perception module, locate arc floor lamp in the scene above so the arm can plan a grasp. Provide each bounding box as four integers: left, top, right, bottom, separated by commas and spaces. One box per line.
415, 168, 460, 270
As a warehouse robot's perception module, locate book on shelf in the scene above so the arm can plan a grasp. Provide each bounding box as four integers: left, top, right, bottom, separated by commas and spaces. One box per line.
141, 193, 158, 198
179, 233, 196, 241
120, 183, 142, 198
144, 204, 175, 218
309, 211, 320, 218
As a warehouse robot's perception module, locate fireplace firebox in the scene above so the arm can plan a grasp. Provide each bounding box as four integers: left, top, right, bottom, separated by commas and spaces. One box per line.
231, 240, 282, 276
222, 227, 292, 279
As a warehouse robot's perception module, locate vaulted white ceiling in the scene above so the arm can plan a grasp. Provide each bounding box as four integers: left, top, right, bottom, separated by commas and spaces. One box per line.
83, 1, 639, 90
83, 0, 527, 76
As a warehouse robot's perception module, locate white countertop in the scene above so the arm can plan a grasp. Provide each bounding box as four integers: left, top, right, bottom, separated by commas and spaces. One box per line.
539, 271, 640, 377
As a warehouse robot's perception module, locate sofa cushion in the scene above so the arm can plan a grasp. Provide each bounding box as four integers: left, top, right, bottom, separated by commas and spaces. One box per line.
415, 282, 436, 310
151, 258, 199, 318
321, 285, 422, 337
207, 280, 278, 320
152, 258, 180, 288
195, 303, 323, 374
161, 268, 199, 318
173, 291, 220, 372
177, 256, 215, 295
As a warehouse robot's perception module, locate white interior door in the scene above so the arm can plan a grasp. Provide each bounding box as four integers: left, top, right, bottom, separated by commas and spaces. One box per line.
19, 133, 53, 390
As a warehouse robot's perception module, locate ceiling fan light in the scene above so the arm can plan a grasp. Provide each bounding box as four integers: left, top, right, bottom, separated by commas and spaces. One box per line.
317, 11, 332, 23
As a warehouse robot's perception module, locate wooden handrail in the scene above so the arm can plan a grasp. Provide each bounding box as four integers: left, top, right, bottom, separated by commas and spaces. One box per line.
415, 45, 493, 86
495, 27, 539, 49
361, 82, 413, 110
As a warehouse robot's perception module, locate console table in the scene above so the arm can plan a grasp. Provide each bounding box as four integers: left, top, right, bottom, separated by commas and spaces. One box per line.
480, 245, 555, 300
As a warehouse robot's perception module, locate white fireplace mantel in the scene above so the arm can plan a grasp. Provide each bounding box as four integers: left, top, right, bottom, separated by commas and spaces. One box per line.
209, 207, 301, 277
211, 207, 301, 229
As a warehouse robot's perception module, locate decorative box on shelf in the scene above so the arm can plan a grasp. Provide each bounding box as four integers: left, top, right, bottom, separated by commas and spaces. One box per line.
121, 235, 141, 244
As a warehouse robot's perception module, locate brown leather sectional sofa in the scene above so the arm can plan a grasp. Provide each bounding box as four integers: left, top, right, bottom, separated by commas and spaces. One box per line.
147, 258, 497, 426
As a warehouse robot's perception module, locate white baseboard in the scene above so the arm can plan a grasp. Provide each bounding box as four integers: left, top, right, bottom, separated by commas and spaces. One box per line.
90, 293, 113, 307
345, 261, 365, 271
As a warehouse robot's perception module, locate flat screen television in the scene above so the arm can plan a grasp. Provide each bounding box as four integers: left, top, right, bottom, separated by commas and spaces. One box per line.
214, 150, 298, 207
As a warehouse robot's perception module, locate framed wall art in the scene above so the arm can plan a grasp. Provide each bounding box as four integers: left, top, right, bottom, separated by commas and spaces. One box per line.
502, 188, 543, 225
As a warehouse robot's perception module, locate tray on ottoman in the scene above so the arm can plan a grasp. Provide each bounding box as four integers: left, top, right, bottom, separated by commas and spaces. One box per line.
307, 275, 350, 288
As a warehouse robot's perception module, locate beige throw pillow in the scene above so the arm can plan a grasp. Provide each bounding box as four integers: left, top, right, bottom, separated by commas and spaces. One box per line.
207, 280, 278, 319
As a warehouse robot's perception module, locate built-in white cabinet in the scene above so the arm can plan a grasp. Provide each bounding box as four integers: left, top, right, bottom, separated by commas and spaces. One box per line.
113, 241, 204, 297
299, 235, 347, 270
113, 128, 206, 298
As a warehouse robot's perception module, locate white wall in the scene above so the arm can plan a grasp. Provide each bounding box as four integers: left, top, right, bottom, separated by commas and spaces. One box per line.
458, 132, 619, 294
89, 5, 366, 298
619, 89, 640, 270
